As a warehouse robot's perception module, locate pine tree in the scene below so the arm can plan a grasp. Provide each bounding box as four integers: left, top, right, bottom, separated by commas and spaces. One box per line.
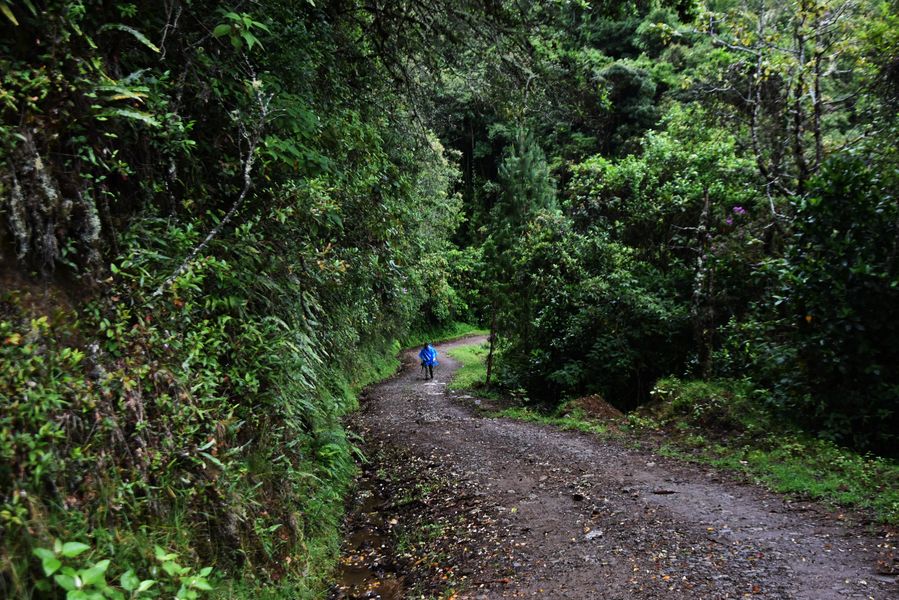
484, 128, 556, 383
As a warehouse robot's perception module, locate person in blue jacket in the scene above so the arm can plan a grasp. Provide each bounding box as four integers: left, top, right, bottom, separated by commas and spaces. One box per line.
418, 343, 439, 380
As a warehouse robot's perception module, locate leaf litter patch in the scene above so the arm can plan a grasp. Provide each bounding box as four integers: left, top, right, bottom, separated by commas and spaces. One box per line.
331, 438, 524, 599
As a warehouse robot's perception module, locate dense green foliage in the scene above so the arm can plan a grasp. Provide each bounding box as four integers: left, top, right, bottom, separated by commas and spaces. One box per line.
721, 158, 899, 450
2, 0, 898, 596
432, 0, 898, 455
1, 0, 477, 597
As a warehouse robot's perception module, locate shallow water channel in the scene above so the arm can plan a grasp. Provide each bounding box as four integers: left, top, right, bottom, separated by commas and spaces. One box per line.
330, 471, 406, 599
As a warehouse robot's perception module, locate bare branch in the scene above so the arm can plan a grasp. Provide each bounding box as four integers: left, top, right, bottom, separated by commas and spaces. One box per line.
159, 0, 183, 61
153, 88, 272, 298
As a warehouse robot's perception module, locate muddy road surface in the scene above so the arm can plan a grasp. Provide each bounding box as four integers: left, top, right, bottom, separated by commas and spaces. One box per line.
333, 337, 897, 599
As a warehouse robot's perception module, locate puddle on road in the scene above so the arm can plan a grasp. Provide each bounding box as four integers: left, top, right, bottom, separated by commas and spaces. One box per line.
331, 473, 406, 600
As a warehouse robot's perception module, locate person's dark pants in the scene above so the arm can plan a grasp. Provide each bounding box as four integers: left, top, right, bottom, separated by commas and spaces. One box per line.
426, 364, 434, 379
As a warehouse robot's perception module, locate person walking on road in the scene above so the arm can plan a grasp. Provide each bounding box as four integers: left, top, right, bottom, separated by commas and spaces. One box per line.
418, 343, 439, 380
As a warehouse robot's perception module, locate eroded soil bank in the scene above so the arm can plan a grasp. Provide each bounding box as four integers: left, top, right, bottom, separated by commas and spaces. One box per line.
332, 337, 897, 599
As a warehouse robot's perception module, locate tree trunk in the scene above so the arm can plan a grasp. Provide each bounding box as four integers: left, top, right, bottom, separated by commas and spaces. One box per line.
485, 304, 497, 386
692, 188, 715, 379
812, 32, 824, 170
793, 14, 809, 195
749, 54, 770, 184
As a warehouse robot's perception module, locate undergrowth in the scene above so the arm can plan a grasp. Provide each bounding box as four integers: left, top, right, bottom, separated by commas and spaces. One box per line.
1, 2, 468, 597
1, 274, 415, 600
640, 378, 899, 525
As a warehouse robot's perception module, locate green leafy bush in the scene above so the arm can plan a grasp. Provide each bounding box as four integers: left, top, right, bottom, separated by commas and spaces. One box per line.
32, 541, 212, 600
495, 212, 689, 408
723, 158, 899, 454
649, 378, 758, 432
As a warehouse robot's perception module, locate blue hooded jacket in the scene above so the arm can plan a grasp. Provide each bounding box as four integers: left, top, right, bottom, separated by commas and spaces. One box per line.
418, 344, 439, 366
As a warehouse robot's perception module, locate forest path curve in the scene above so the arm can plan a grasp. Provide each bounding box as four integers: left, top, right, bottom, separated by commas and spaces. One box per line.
346, 336, 896, 599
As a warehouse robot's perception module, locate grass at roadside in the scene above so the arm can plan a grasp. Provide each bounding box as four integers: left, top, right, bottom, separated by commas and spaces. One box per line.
633, 377, 899, 524
445, 341, 488, 390
446, 341, 605, 431
496, 406, 608, 436
653, 435, 899, 524
445, 341, 501, 400
445, 344, 899, 525
341, 340, 402, 403
401, 322, 488, 349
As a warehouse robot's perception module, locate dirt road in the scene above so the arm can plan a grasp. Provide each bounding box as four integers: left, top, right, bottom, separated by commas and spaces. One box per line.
334, 337, 897, 599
